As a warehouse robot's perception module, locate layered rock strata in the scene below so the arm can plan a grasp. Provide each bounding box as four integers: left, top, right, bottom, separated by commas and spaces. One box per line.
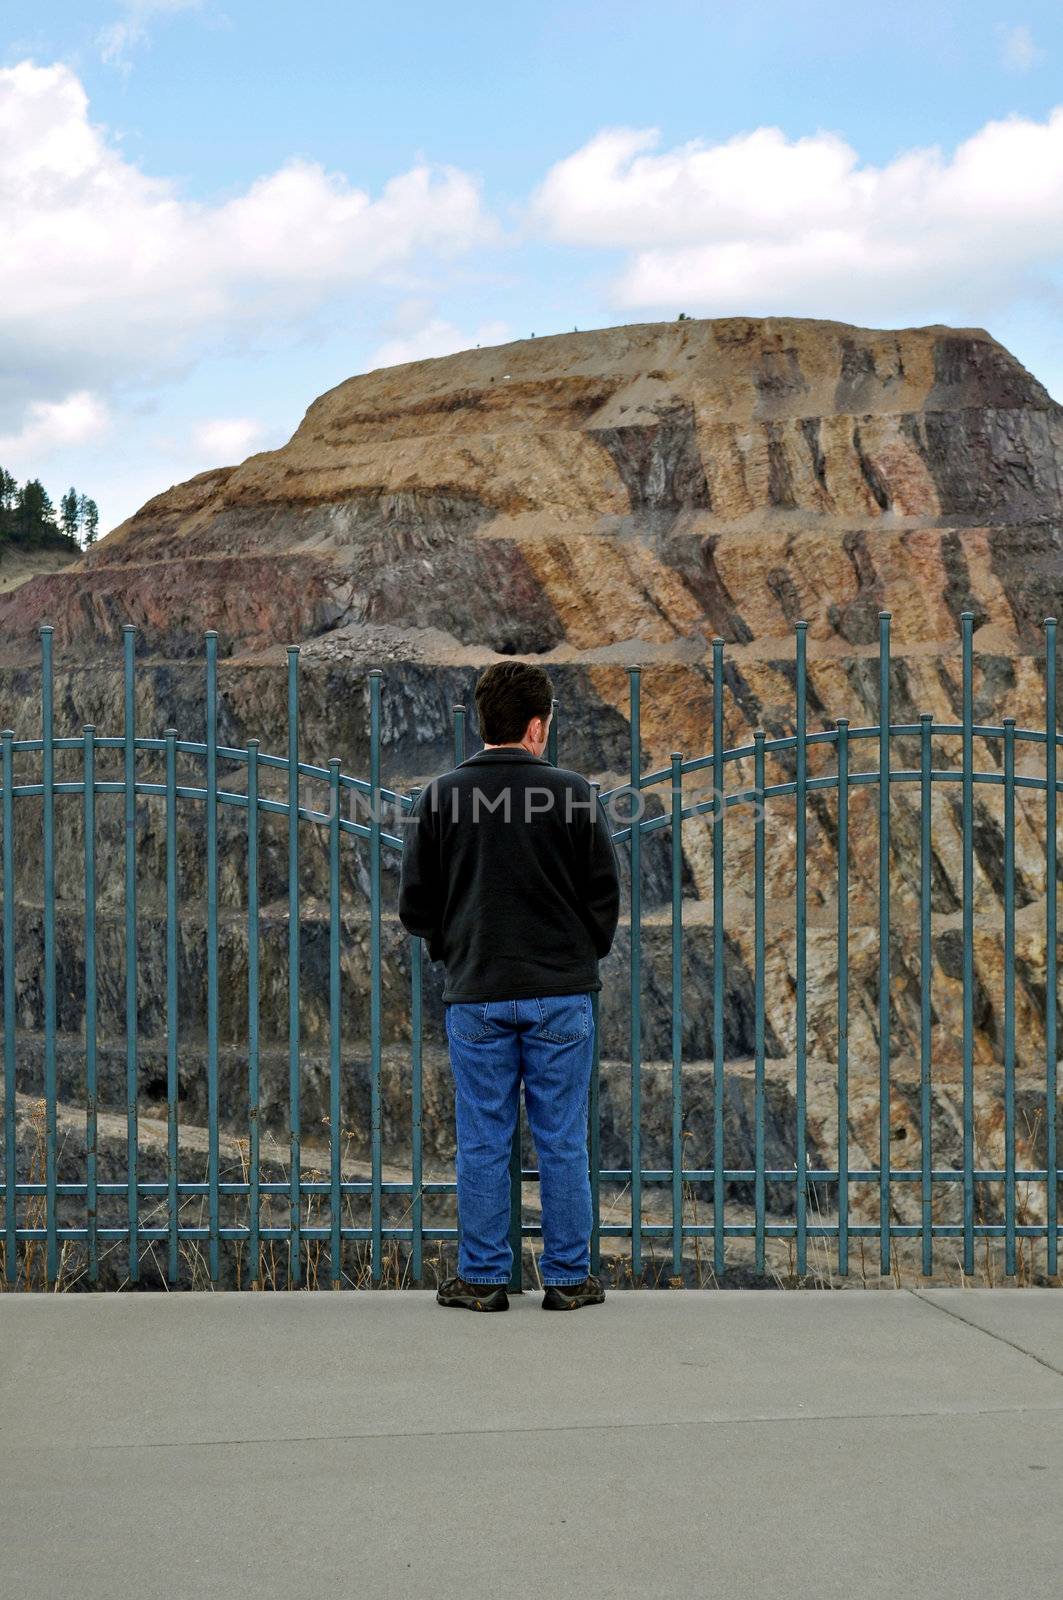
0, 316, 1061, 1269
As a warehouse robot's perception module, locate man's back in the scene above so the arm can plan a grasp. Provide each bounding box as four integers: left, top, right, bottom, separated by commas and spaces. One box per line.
398, 747, 620, 1002
400, 658, 617, 1309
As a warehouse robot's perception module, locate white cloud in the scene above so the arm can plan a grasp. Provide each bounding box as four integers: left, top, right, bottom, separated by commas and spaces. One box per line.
999, 24, 1043, 73
98, 0, 204, 66
0, 60, 494, 431
531, 113, 1063, 322
189, 416, 269, 464
0, 391, 111, 461
367, 314, 511, 370
533, 127, 860, 250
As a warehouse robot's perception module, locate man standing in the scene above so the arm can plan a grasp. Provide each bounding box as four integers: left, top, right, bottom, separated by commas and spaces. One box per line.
398, 661, 621, 1312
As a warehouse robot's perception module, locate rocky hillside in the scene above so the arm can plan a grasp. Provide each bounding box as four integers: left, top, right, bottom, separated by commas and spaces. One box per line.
1, 316, 1061, 1264
3, 317, 1060, 670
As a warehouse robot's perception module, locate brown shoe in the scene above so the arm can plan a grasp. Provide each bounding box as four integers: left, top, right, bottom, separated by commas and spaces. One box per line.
542, 1275, 605, 1310
436, 1275, 509, 1312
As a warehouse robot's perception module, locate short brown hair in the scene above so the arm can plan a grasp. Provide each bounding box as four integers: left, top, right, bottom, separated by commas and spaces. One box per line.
474, 661, 554, 744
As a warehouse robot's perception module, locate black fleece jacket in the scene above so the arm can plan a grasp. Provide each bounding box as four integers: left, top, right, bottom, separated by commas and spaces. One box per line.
397, 747, 621, 1003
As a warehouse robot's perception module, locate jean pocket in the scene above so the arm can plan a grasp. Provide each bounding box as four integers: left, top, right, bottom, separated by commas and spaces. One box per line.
534, 993, 591, 1044
446, 1002, 493, 1043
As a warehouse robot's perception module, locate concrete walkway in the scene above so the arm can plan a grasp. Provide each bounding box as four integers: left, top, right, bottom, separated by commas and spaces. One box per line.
2, 1289, 1061, 1599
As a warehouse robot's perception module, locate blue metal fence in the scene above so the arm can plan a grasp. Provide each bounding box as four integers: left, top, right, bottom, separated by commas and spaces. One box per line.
0, 610, 1060, 1289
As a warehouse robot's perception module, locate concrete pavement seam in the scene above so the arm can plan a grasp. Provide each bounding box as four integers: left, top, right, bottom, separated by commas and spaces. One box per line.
12, 1401, 1063, 1454
906, 1288, 1063, 1381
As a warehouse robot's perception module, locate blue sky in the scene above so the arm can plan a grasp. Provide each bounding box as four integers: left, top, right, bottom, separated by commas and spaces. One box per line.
3, 0, 1063, 534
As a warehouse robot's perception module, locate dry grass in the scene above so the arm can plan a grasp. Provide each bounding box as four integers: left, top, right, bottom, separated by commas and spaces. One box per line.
1, 1095, 1058, 1292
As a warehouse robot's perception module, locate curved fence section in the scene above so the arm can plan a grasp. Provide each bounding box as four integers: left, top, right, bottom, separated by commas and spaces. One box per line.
0, 612, 1060, 1290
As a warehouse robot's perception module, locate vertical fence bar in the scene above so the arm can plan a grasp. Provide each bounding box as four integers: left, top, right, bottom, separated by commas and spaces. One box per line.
628, 665, 642, 1281
41, 625, 57, 1285
247, 740, 260, 1284
287, 645, 301, 1287
590, 988, 601, 1278
753, 727, 766, 1277
122, 624, 138, 1283
164, 728, 179, 1285
451, 704, 465, 1278
1045, 616, 1058, 1278
547, 688, 563, 1271
205, 632, 220, 1283
1003, 717, 1016, 1278
589, 782, 602, 1280
369, 671, 383, 1285
3, 729, 15, 1283
670, 752, 683, 1279
84, 728, 99, 1287
507, 702, 523, 1296
919, 713, 933, 1277
836, 717, 849, 1277
960, 611, 975, 1275
878, 611, 892, 1275
409, 787, 423, 1286
507, 1120, 522, 1294
329, 757, 342, 1286
543, 691, 563, 1274
411, 929, 424, 1283
711, 638, 726, 1276
794, 623, 807, 1276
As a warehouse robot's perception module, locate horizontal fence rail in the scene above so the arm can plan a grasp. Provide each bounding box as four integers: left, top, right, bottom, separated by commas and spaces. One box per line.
1, 613, 1061, 1289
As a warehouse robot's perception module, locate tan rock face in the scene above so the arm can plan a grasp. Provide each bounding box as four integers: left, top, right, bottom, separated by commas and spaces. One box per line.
3, 314, 1059, 659
0, 315, 1060, 1233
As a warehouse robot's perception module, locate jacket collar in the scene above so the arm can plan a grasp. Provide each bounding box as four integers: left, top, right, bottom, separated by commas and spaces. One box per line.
459, 746, 551, 767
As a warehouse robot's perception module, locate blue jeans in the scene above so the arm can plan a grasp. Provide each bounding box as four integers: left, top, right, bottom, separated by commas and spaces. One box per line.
444, 993, 594, 1286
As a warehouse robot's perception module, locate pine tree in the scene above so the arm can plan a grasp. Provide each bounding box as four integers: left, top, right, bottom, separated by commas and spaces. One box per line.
61, 486, 80, 540
0, 468, 15, 542
79, 496, 99, 546
16, 480, 57, 541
